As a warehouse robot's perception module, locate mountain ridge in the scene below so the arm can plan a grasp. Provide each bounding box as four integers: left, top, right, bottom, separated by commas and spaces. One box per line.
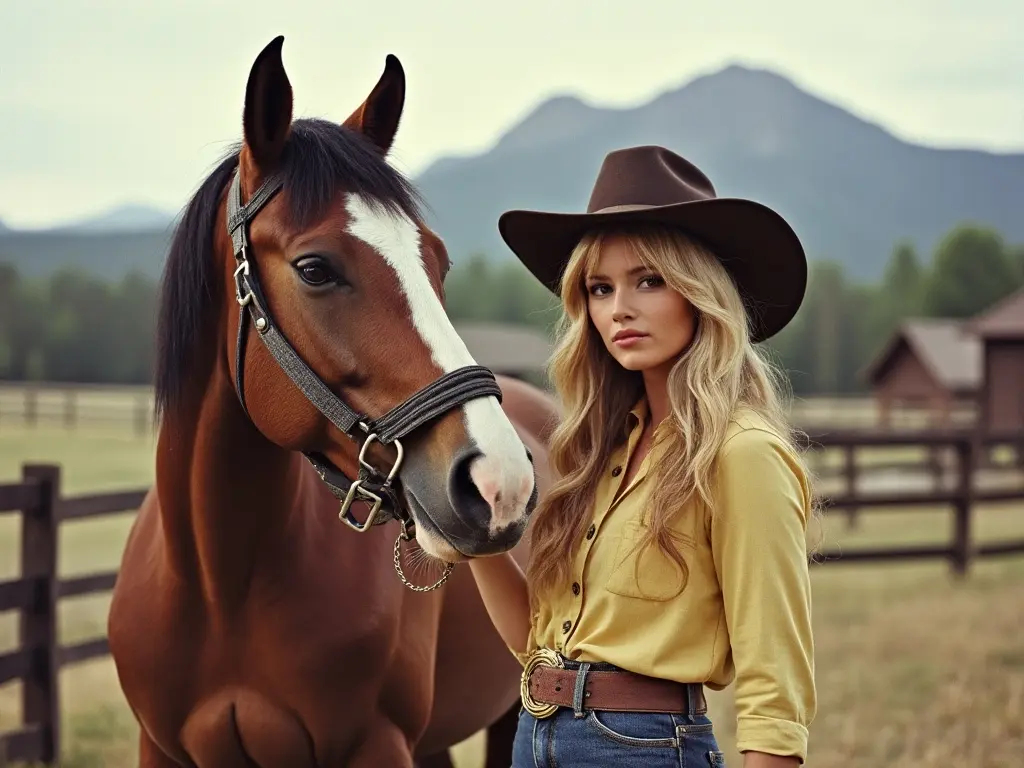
2, 64, 1021, 281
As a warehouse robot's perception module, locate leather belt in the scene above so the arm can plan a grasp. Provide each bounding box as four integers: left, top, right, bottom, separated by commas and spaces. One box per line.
520, 649, 707, 719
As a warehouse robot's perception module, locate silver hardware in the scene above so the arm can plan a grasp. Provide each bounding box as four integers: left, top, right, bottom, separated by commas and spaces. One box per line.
338, 480, 384, 532
359, 434, 404, 483
393, 532, 455, 592
234, 261, 253, 307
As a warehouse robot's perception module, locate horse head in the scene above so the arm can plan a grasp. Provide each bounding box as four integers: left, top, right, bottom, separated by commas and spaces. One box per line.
200, 37, 537, 563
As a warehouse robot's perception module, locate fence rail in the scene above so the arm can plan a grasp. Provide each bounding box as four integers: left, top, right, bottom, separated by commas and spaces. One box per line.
1, 428, 1023, 764
0, 382, 978, 436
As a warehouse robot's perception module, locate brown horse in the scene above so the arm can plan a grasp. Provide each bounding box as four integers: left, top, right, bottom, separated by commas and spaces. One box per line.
108, 37, 557, 767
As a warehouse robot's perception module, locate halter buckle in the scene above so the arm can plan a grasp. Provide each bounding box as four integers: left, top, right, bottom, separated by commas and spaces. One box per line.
234, 260, 253, 307
338, 480, 385, 532
335, 434, 405, 533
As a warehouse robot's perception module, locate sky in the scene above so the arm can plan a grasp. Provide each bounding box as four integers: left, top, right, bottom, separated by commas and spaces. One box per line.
0, 0, 1021, 229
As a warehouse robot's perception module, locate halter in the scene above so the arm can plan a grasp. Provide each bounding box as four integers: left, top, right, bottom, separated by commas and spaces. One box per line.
226, 168, 502, 590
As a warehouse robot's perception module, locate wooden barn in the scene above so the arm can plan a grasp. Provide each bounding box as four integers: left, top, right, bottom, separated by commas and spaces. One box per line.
863, 319, 981, 428
967, 287, 1024, 434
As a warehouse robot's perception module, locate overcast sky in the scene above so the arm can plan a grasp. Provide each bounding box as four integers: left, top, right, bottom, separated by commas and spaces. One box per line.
1, 0, 1021, 229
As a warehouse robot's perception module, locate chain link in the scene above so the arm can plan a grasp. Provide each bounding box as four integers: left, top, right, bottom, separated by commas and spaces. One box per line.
393, 533, 456, 592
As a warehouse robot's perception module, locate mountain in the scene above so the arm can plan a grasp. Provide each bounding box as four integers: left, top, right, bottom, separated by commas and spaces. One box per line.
2, 64, 1022, 281
0, 205, 177, 280
0, 229, 174, 279
415, 64, 1024, 280
51, 204, 176, 233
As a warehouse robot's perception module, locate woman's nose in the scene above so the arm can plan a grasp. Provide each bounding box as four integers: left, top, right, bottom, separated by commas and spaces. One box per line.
612, 294, 635, 322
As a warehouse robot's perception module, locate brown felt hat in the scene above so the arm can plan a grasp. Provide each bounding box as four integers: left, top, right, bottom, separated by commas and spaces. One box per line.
497, 145, 807, 342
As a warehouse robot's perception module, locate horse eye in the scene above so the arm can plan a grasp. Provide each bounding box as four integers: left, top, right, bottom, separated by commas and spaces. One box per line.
294, 257, 336, 287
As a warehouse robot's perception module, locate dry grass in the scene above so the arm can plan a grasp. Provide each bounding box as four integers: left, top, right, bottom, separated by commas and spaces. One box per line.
1, 416, 1023, 767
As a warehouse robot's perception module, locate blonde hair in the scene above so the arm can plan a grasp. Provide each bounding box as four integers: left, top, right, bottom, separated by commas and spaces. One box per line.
526, 224, 815, 606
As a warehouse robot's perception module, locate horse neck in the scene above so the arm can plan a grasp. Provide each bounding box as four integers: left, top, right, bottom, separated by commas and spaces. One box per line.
154, 341, 307, 608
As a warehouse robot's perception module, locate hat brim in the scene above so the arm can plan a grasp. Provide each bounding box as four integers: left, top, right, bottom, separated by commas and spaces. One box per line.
497, 198, 807, 343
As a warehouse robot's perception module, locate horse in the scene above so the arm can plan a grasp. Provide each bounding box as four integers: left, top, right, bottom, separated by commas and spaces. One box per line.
107, 37, 557, 767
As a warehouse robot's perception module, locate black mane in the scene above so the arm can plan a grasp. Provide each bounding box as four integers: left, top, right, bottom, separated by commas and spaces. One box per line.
154, 118, 424, 416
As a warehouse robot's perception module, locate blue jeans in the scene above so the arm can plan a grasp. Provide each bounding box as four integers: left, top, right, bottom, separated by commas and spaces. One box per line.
512, 658, 726, 767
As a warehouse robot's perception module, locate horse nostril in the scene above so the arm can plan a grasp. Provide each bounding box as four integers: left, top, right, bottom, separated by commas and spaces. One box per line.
448, 447, 489, 521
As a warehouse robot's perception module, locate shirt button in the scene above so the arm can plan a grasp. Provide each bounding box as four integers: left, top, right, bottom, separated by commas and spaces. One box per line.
586, 524, 596, 540
611, 465, 622, 476
572, 582, 580, 596
562, 620, 572, 634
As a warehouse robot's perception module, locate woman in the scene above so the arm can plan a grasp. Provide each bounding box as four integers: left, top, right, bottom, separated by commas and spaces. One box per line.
469, 146, 817, 767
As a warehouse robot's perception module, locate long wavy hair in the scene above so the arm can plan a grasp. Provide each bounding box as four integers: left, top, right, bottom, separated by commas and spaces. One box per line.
526, 223, 816, 608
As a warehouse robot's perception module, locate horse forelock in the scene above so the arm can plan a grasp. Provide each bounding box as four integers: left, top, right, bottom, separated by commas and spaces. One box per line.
154, 118, 425, 418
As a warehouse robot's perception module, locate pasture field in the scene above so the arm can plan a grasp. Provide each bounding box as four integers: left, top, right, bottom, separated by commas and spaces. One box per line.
1, 403, 1023, 766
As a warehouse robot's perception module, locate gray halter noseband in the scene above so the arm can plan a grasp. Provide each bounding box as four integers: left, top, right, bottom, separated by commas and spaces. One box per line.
226, 168, 503, 538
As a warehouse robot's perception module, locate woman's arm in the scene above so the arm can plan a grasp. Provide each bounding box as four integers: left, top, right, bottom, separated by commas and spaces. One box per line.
711, 427, 817, 764
467, 552, 533, 659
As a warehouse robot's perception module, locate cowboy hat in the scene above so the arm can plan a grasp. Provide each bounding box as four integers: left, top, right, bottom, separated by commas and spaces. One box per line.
497, 145, 807, 342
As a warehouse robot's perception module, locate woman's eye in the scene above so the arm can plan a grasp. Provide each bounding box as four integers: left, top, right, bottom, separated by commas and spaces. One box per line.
640, 275, 663, 288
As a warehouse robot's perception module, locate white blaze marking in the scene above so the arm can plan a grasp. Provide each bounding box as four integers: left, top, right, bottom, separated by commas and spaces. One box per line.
345, 194, 535, 531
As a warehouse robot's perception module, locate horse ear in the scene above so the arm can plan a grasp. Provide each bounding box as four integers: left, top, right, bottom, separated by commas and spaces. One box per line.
342, 54, 405, 155
242, 36, 293, 173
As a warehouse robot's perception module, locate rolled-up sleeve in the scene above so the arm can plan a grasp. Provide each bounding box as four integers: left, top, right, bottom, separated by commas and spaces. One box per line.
711, 427, 817, 762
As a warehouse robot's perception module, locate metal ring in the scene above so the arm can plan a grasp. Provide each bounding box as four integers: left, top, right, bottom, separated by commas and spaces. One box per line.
358, 434, 404, 483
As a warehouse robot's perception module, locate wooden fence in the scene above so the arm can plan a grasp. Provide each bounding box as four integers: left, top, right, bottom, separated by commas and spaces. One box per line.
0, 383, 154, 438
0, 465, 145, 765
1, 430, 1023, 764
0, 383, 930, 436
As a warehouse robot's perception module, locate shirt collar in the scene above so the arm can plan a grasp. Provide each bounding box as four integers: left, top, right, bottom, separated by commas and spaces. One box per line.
627, 396, 649, 427
624, 395, 672, 448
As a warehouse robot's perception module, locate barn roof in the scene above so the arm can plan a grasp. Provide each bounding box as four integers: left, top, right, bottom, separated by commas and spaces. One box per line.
967, 287, 1024, 339
863, 319, 982, 393
453, 321, 552, 374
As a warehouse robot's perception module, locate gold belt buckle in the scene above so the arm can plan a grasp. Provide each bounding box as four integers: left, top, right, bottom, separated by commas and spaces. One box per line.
520, 648, 564, 719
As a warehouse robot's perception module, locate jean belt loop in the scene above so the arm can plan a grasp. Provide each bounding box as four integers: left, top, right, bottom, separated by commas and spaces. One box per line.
572, 662, 591, 719
686, 683, 700, 721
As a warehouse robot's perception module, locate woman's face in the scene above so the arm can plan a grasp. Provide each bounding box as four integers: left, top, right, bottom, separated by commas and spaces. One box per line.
585, 234, 696, 375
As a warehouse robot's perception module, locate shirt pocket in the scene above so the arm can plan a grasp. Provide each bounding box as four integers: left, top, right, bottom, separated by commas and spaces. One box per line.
604, 519, 688, 601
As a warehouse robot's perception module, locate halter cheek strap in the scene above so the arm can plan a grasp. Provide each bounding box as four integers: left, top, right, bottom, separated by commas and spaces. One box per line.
225, 168, 503, 534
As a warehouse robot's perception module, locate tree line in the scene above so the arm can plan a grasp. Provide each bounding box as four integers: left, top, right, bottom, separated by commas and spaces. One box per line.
0, 223, 1021, 395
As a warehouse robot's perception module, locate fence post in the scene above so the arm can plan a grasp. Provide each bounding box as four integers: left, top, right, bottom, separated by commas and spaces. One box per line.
951, 438, 974, 577
19, 463, 61, 764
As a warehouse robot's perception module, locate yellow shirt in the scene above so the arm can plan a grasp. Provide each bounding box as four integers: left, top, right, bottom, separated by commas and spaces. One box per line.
518, 400, 816, 761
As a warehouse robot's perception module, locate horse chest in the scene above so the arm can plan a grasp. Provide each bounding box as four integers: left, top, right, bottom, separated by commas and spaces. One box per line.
116, 546, 436, 766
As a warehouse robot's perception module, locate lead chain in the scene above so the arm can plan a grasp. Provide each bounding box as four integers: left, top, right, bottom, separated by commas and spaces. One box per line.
393, 534, 456, 592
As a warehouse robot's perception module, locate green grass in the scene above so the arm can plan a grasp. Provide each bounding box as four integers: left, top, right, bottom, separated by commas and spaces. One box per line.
1, 415, 1023, 766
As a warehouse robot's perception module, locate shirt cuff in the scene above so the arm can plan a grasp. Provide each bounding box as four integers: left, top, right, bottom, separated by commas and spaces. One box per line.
735, 715, 810, 763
